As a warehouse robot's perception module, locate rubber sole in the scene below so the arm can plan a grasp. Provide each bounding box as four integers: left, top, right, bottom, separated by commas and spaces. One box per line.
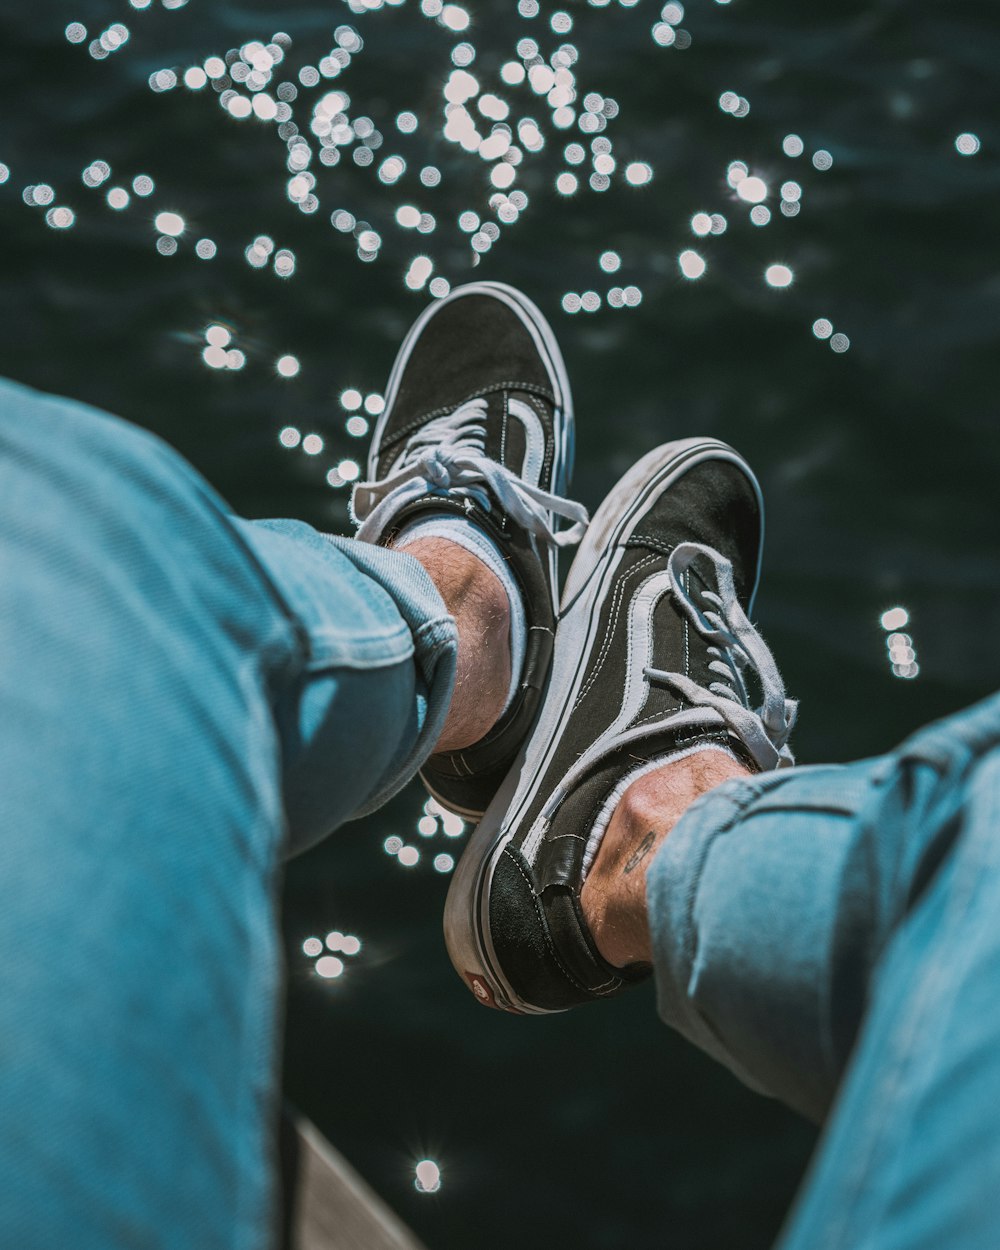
443, 438, 764, 1013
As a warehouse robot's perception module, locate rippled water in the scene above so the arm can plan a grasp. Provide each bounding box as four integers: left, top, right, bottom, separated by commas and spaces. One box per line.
3, 2, 999, 1246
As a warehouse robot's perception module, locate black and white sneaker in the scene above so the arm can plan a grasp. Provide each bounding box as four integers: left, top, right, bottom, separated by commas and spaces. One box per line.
351, 282, 587, 819
443, 439, 797, 1013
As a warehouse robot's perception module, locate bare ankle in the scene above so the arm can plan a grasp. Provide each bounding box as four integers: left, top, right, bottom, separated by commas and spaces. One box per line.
402, 537, 511, 753
580, 748, 750, 967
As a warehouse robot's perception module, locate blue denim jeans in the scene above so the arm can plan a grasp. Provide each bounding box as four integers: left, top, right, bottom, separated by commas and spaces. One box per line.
5, 376, 999, 1248
0, 378, 456, 1248
649, 690, 1000, 1248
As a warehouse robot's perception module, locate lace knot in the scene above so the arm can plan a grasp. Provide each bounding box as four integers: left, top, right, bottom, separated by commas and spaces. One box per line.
422, 450, 452, 490
351, 396, 588, 549
649, 541, 798, 770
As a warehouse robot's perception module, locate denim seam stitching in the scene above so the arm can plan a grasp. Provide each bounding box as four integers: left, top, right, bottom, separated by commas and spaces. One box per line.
822, 754, 988, 1247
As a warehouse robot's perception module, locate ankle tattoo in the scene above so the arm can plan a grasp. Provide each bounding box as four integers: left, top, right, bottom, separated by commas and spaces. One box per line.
622, 830, 656, 875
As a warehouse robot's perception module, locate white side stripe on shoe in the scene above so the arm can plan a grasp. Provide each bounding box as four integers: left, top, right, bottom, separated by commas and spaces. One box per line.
507, 396, 546, 489
521, 542, 797, 865
522, 568, 672, 866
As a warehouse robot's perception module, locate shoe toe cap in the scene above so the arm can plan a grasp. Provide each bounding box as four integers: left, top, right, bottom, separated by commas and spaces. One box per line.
393, 292, 556, 428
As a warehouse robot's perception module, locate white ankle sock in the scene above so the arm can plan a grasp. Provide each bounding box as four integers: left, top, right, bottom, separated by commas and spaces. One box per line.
395, 516, 527, 717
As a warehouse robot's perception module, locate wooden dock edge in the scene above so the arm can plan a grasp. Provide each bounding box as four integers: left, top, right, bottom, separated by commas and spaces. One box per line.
279, 1106, 429, 1250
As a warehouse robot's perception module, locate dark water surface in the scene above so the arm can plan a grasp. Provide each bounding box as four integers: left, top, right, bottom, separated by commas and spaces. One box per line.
3, 1, 999, 1245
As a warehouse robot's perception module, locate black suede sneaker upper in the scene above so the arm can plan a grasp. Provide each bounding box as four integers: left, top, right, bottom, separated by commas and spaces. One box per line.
351, 282, 586, 818
443, 438, 797, 1013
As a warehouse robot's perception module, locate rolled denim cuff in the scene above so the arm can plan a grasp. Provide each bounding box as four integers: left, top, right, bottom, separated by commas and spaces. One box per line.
234, 520, 457, 845
321, 535, 459, 818
646, 764, 878, 1122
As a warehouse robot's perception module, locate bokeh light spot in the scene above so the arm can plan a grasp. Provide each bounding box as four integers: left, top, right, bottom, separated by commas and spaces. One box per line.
315, 956, 344, 979
415, 1160, 442, 1193
624, 162, 652, 186
736, 176, 767, 203
155, 211, 185, 237
46, 206, 76, 230
765, 264, 793, 288
881, 606, 909, 631
679, 249, 706, 279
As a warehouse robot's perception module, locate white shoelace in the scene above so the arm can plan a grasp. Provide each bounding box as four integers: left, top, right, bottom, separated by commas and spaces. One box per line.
539, 540, 797, 829
648, 541, 798, 769
351, 398, 589, 548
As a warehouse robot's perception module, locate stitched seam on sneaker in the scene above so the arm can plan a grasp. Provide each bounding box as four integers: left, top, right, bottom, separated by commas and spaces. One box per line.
683, 569, 690, 678
630, 704, 685, 730
527, 392, 555, 481
572, 575, 630, 710
505, 849, 620, 995
624, 534, 679, 560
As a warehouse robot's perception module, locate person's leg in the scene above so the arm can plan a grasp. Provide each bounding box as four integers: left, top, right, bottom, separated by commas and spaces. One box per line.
442, 438, 797, 1014
402, 537, 510, 754
586, 692, 1000, 1247
442, 434, 1000, 1241
0, 378, 468, 1247
0, 279, 585, 1246
236, 278, 587, 846
779, 722, 1000, 1249
231, 519, 510, 855
350, 280, 587, 820
1, 377, 304, 1249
